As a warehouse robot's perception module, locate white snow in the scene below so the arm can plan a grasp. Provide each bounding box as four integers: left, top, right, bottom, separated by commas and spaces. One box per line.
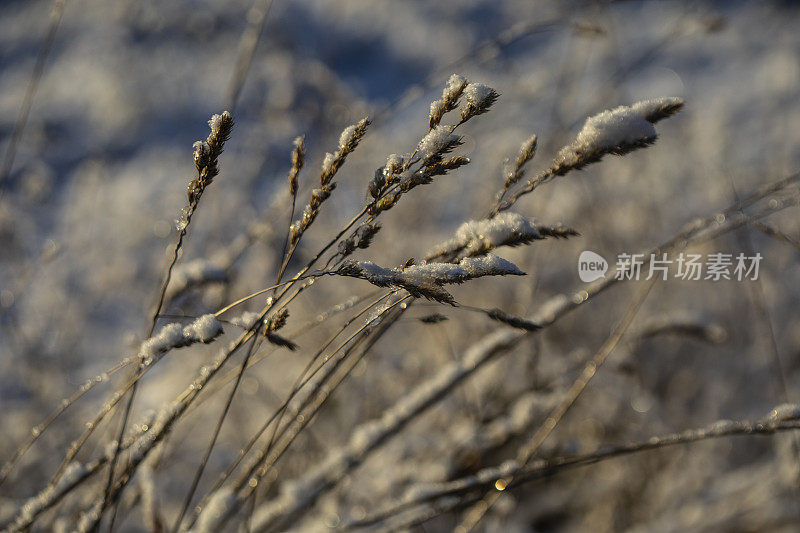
459, 254, 525, 277
438, 212, 542, 255
419, 125, 459, 158
554, 98, 681, 168
139, 314, 223, 361
462, 82, 495, 108
321, 152, 336, 172
402, 262, 470, 284
443, 74, 467, 100
207, 112, 229, 136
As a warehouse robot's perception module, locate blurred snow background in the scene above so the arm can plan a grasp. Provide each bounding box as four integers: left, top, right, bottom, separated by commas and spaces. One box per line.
2, 0, 800, 531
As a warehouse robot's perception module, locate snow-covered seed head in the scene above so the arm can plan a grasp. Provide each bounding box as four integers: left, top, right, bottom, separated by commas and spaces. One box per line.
320, 152, 336, 180
208, 112, 231, 138
552, 97, 683, 175
426, 212, 578, 261
338, 223, 381, 258
385, 153, 405, 175
429, 74, 469, 129
429, 100, 447, 129
321, 117, 370, 185
337, 254, 525, 305
187, 110, 234, 204
138, 314, 223, 364
460, 82, 500, 122
504, 134, 538, 189
419, 125, 463, 161
266, 308, 289, 332
367, 154, 406, 200
459, 255, 526, 278
288, 135, 305, 197
631, 97, 684, 124
292, 118, 368, 244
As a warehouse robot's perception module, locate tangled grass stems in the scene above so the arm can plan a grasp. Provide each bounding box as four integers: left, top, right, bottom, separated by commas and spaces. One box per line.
0, 355, 134, 488
728, 177, 800, 517
239, 301, 414, 530
25, 110, 371, 526
243, 175, 800, 529
162, 85, 488, 524
70, 312, 272, 531
255, 292, 398, 462
5, 173, 795, 532
351, 409, 800, 530
170, 332, 260, 533
183, 291, 396, 527
11, 293, 373, 532
6, 49, 800, 531
185, 296, 411, 530
456, 279, 657, 531
213, 272, 333, 317
235, 295, 412, 493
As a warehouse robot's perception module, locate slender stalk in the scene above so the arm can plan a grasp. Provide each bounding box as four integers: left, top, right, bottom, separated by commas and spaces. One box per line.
352, 416, 800, 530
0, 0, 65, 197
456, 279, 656, 531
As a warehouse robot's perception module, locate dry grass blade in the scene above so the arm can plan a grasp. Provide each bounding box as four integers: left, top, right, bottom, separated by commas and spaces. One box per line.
0, 0, 65, 197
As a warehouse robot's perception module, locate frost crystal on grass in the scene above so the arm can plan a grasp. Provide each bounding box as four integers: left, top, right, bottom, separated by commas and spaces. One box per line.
429, 74, 468, 128
350, 261, 397, 286
139, 324, 184, 359
16, 461, 87, 528
385, 153, 404, 174
459, 254, 525, 277
338, 253, 525, 305
321, 152, 336, 174
207, 113, 228, 136
460, 82, 499, 121
443, 74, 468, 100
402, 263, 471, 284
419, 125, 461, 160
187, 314, 224, 342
